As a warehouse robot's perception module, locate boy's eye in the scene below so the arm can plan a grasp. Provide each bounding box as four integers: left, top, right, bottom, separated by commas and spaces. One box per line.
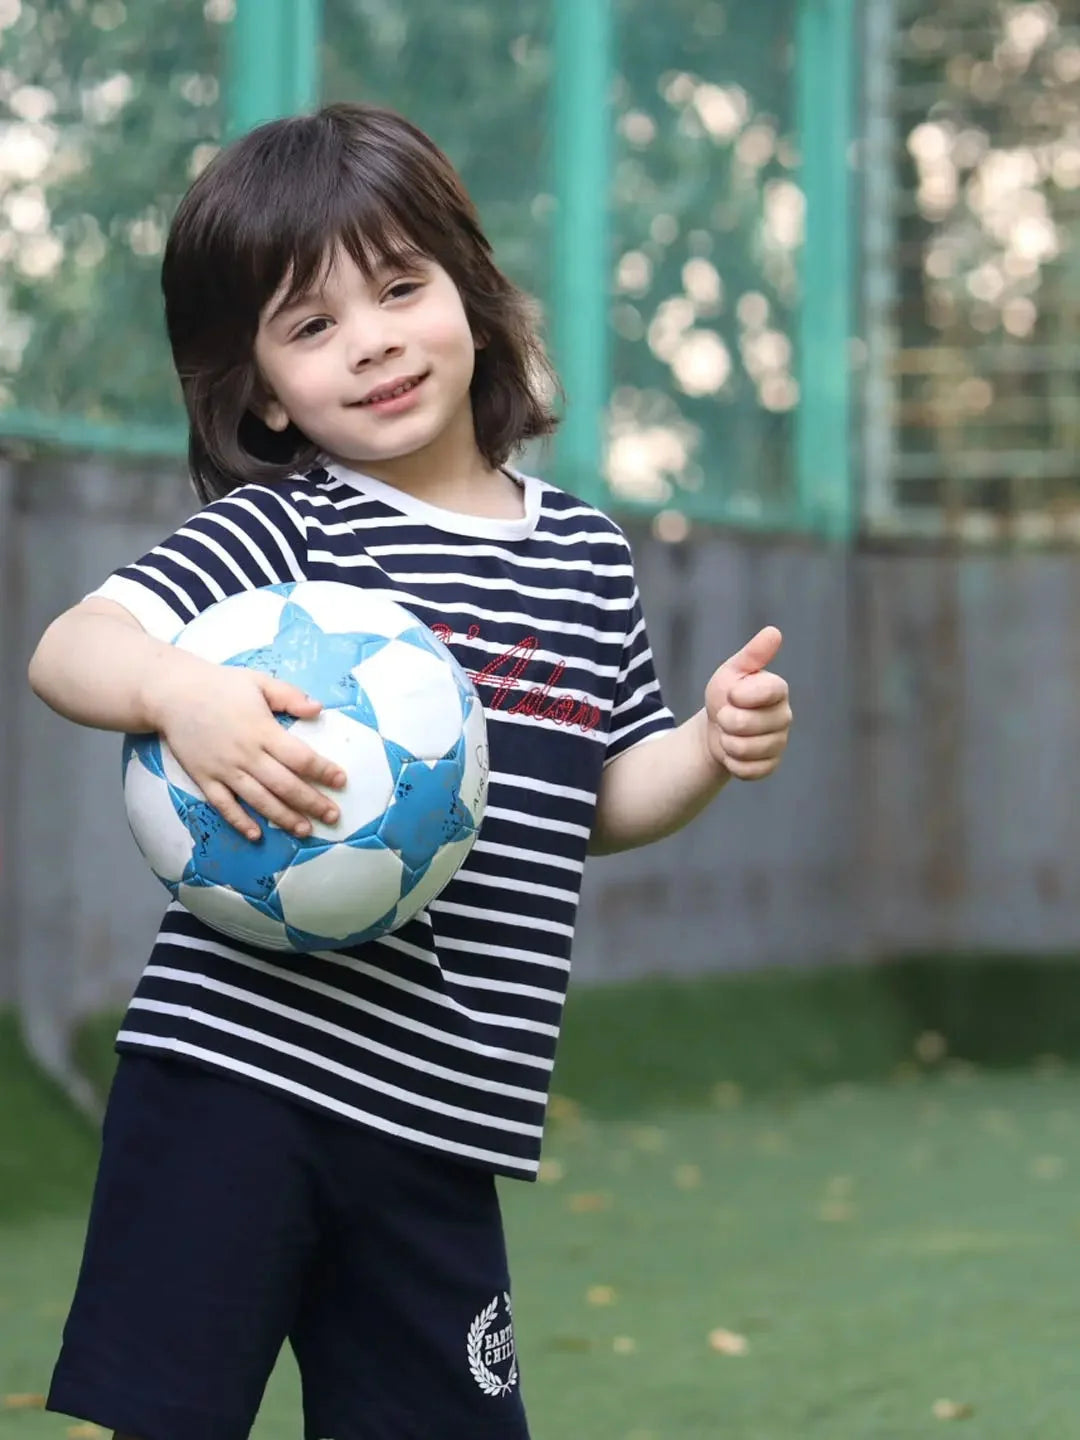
294, 317, 331, 340
386, 280, 421, 301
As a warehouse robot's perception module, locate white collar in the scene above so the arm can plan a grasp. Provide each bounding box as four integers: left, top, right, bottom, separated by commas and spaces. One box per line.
324, 462, 542, 541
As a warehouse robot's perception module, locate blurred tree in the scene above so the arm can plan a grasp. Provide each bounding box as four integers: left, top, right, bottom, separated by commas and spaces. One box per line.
0, 0, 223, 427
606, 0, 799, 515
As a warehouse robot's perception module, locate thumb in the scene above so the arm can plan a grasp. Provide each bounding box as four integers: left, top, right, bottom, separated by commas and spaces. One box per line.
259, 675, 322, 718
718, 625, 783, 682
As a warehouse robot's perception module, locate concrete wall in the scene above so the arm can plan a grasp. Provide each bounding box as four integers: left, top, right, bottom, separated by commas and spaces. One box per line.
2, 461, 1077, 1057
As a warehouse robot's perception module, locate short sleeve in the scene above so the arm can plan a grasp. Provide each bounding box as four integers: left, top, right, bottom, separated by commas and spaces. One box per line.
605, 578, 675, 765
88, 483, 309, 640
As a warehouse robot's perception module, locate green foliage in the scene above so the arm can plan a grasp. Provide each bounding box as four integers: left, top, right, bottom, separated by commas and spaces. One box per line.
0, 0, 223, 426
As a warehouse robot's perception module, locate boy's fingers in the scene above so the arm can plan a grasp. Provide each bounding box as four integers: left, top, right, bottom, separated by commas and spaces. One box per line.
202, 779, 263, 842
728, 671, 789, 709
232, 772, 314, 838
256, 753, 341, 824
261, 677, 322, 717
273, 732, 347, 789
718, 701, 791, 737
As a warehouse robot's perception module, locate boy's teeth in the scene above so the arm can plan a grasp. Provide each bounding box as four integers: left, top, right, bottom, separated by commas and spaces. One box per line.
364, 378, 417, 404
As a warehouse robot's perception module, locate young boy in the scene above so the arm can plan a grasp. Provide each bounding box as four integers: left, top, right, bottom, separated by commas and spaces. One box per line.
28, 103, 792, 1440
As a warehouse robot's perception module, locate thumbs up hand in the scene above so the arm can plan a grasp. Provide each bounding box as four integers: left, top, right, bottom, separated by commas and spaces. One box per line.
704, 626, 792, 781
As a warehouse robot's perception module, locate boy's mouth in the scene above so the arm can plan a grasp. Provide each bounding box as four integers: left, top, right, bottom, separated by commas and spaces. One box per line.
352, 372, 429, 407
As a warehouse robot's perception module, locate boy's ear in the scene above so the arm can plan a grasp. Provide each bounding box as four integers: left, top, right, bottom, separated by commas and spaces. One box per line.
250, 377, 290, 432
261, 398, 291, 433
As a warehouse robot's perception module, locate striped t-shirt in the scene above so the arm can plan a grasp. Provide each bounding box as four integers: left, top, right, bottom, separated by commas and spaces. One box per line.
93, 462, 673, 1178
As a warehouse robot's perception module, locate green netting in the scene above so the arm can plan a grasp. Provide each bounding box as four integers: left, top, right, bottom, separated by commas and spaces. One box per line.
608, 0, 800, 525
321, 0, 803, 528
0, 0, 824, 531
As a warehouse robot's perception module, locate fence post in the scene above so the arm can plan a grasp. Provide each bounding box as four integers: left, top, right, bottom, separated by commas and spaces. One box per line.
550, 0, 613, 508
226, 0, 323, 138
795, 0, 857, 540
0, 463, 12, 1007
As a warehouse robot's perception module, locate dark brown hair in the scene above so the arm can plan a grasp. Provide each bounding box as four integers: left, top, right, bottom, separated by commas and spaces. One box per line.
162, 103, 560, 502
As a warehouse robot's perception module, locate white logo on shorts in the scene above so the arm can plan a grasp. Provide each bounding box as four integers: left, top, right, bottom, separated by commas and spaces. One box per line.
467, 1291, 518, 1397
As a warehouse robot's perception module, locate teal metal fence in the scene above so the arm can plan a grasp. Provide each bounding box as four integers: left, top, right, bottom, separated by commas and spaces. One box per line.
0, 0, 856, 538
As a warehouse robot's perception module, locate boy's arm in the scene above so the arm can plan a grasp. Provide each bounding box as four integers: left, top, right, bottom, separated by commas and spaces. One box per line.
28, 598, 344, 840
27, 484, 347, 840
589, 627, 791, 856
29, 598, 211, 732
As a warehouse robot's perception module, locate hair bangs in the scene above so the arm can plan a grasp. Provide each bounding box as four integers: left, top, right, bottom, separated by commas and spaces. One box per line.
255, 162, 438, 326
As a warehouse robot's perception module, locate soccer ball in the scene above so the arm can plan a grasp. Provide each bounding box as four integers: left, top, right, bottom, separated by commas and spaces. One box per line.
122, 580, 488, 952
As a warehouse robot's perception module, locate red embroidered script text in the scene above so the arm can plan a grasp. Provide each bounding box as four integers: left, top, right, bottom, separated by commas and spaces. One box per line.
431, 624, 600, 734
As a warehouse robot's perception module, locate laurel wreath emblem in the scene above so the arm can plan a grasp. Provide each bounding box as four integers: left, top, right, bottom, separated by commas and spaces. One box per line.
467, 1291, 519, 1397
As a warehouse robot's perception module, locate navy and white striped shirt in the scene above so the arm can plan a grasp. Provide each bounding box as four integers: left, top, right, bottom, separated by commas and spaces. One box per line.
93, 463, 673, 1178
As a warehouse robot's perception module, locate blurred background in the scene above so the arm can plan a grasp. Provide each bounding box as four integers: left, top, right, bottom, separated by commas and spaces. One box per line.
4, 1, 1080, 1435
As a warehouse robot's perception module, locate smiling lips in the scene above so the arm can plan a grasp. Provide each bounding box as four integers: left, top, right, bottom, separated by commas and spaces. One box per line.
354, 373, 428, 409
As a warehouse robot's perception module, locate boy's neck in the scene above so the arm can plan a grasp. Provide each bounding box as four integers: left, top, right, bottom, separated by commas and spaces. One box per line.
334, 409, 525, 521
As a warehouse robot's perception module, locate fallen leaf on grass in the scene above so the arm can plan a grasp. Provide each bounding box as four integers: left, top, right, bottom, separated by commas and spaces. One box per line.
629, 1126, 666, 1152
818, 1199, 858, 1223
915, 1030, 948, 1065
979, 1109, 1017, 1138
711, 1081, 742, 1110
612, 1335, 637, 1354
548, 1094, 582, 1125
586, 1284, 617, 1306
68, 1426, 105, 1438
538, 1158, 565, 1184
708, 1328, 749, 1356
1030, 1154, 1065, 1181
674, 1163, 701, 1189
819, 1174, 858, 1222
3, 1394, 46, 1410
756, 1130, 789, 1155
544, 1334, 593, 1353
568, 1191, 612, 1213
932, 1398, 974, 1421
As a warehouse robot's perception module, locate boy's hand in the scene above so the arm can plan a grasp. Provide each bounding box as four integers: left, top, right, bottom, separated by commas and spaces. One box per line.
147, 653, 347, 841
704, 626, 792, 781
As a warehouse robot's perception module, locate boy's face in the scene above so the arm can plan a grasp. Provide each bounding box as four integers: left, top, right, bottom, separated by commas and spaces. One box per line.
254, 243, 478, 477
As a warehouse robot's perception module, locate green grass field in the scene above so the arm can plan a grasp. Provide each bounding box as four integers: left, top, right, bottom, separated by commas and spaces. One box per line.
6, 961, 1080, 1438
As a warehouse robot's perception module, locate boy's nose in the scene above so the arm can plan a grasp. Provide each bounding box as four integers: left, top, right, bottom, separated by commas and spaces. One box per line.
346, 322, 404, 371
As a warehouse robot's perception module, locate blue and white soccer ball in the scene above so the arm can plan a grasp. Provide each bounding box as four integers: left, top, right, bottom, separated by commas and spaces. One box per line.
122, 580, 488, 953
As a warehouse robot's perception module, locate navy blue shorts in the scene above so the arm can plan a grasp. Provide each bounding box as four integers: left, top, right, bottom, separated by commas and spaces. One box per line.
48, 1054, 530, 1440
